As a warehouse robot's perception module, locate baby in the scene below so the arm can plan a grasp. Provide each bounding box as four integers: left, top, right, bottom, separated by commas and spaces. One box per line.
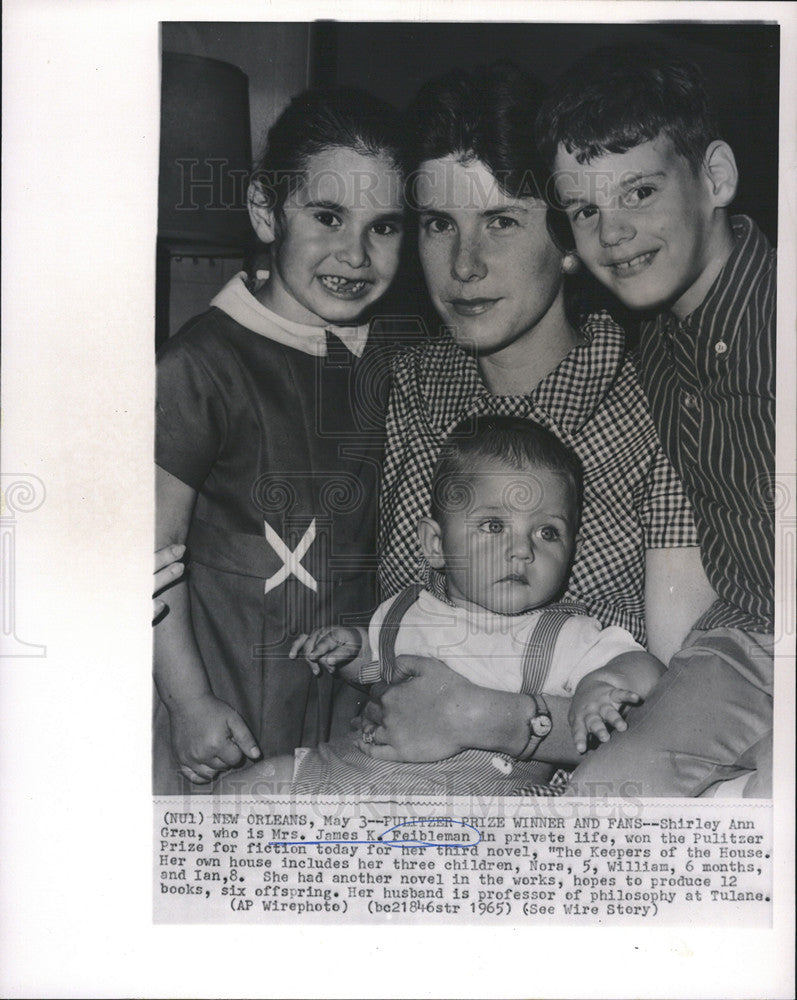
225, 416, 664, 797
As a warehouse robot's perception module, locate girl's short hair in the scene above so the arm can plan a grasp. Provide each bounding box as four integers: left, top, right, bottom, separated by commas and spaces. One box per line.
404, 62, 572, 252
535, 45, 721, 172
250, 87, 404, 220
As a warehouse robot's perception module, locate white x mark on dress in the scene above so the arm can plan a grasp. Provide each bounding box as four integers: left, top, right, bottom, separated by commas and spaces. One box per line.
263, 518, 318, 595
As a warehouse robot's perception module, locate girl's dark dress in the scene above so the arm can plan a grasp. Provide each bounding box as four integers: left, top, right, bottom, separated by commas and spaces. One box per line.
154, 276, 387, 793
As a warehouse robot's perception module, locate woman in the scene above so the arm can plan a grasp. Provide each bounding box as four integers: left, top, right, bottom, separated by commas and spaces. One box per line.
356, 64, 714, 781
156, 65, 715, 790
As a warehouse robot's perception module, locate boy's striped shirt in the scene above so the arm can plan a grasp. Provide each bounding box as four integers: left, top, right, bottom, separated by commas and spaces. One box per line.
638, 215, 775, 633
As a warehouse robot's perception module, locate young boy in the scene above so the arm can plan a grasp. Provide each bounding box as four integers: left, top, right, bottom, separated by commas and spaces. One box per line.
537, 45, 775, 797
222, 417, 665, 797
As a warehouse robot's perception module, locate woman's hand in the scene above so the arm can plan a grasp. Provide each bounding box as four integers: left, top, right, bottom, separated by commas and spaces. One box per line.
356, 655, 583, 766
153, 543, 185, 622
355, 655, 482, 762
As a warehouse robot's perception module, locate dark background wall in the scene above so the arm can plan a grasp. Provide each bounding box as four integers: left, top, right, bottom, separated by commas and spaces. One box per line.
315, 21, 780, 335
321, 21, 779, 246
160, 21, 780, 339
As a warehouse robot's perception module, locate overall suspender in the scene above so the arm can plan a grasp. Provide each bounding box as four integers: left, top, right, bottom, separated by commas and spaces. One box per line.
377, 587, 584, 695
377, 584, 423, 682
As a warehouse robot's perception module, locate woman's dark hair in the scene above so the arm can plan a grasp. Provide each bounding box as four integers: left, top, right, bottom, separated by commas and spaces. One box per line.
249, 87, 404, 224
404, 62, 572, 252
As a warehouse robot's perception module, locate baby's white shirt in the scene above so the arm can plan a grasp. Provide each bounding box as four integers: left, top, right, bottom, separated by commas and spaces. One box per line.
368, 589, 642, 696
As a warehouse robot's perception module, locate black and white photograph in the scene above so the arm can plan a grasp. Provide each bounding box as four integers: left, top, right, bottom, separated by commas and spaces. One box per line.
152, 19, 780, 800
2, 2, 795, 998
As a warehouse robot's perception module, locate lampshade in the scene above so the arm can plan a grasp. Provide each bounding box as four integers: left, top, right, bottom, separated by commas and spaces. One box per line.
158, 51, 252, 248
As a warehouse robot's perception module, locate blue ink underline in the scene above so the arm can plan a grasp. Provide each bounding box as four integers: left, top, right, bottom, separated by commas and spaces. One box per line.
270, 818, 482, 849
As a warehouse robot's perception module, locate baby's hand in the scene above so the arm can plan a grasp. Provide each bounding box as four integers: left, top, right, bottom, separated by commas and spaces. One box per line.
568, 679, 642, 754
289, 627, 362, 676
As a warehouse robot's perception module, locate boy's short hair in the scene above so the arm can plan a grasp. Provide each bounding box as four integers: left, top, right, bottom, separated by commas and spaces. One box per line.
430, 415, 582, 521
405, 62, 572, 252
536, 45, 721, 172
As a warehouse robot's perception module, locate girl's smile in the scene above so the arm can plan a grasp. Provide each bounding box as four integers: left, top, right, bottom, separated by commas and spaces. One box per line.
318, 275, 371, 298
252, 145, 404, 326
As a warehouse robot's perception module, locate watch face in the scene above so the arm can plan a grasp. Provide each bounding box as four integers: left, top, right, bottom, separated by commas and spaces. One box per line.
532, 715, 552, 737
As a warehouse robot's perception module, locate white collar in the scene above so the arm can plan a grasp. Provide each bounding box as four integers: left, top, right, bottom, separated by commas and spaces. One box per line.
210, 272, 369, 358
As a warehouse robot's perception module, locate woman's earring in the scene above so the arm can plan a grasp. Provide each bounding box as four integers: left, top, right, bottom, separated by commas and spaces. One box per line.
562, 252, 580, 275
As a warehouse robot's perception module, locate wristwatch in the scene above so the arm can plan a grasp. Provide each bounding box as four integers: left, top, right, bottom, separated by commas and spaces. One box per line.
518, 693, 552, 759
529, 693, 552, 737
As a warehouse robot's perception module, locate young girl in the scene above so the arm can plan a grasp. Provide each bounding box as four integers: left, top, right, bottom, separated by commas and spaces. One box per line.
153, 88, 406, 793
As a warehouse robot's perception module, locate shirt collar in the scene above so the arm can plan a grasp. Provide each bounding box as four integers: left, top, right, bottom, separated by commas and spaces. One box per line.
443, 311, 627, 436
210, 272, 369, 358
550, 313, 627, 433
426, 568, 456, 606
669, 215, 768, 335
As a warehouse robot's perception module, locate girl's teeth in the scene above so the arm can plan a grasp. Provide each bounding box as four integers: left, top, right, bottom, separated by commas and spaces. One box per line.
321, 276, 365, 292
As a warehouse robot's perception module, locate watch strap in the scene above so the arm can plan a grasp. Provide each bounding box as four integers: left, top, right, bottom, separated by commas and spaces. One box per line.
517, 693, 552, 760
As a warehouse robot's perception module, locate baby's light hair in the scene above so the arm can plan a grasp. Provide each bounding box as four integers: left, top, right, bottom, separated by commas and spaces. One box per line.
430, 416, 582, 522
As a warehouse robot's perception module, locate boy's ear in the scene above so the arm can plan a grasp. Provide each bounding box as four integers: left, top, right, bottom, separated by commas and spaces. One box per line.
247, 180, 278, 244
703, 140, 738, 208
417, 517, 446, 569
